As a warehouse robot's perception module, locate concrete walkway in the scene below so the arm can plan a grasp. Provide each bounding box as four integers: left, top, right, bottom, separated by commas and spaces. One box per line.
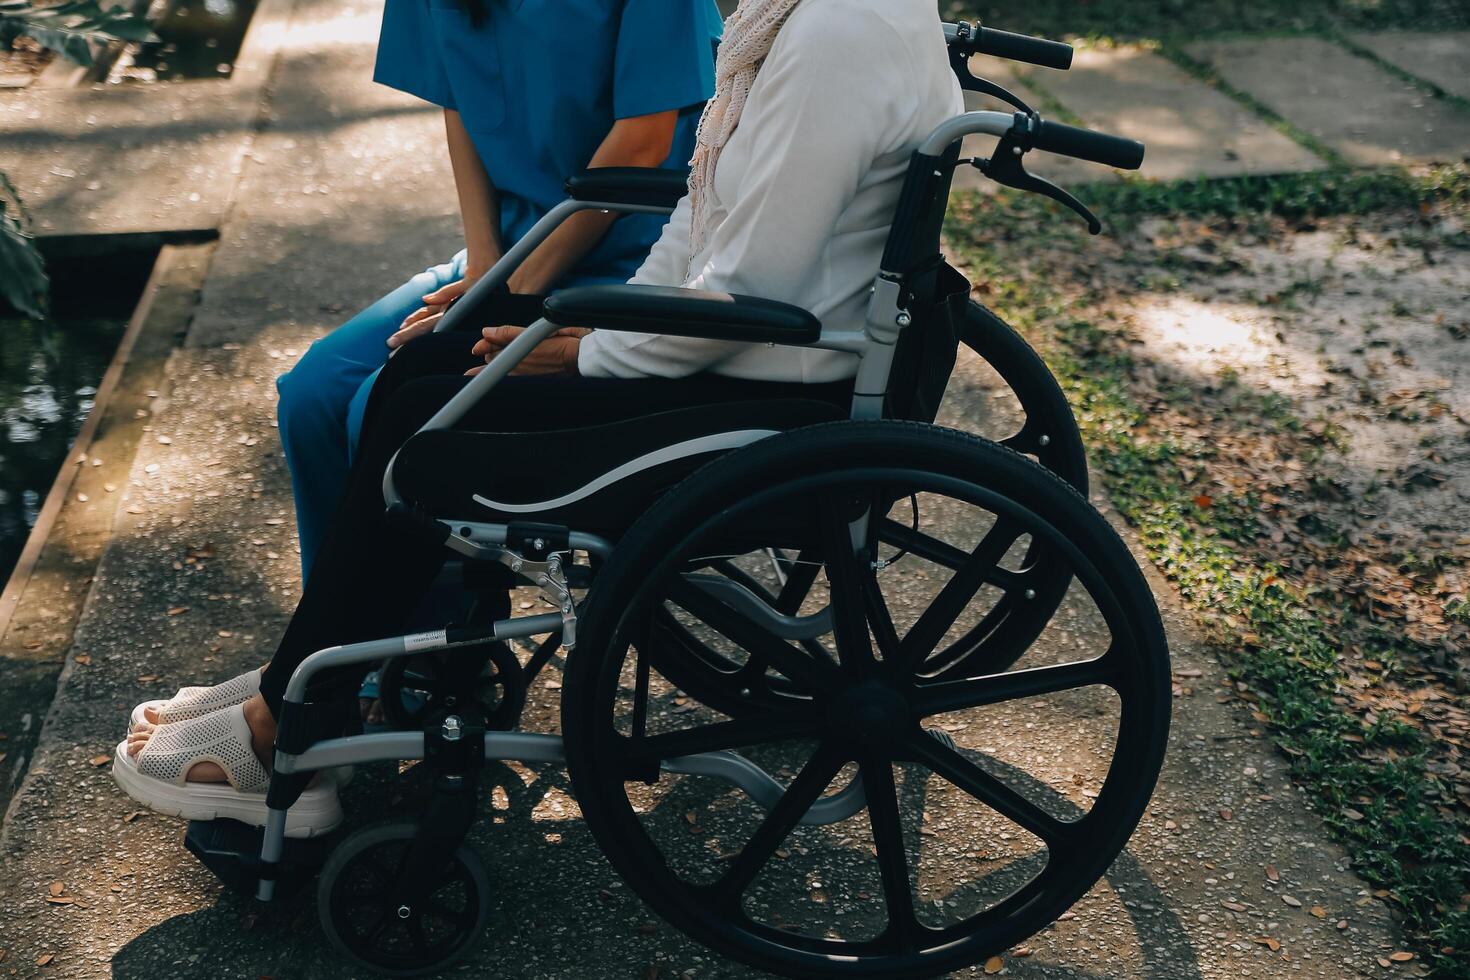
0, 9, 1466, 979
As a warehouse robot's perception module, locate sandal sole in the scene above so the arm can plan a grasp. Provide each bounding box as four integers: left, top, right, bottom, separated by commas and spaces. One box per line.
110, 741, 343, 838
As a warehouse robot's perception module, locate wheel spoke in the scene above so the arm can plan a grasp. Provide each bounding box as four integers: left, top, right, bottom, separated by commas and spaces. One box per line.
899, 519, 1023, 668
856, 570, 904, 670
629, 715, 821, 761
879, 517, 1034, 594
425, 897, 475, 929
905, 732, 1072, 848
407, 914, 430, 952
667, 577, 837, 692
775, 552, 821, 614
877, 518, 969, 570
707, 744, 846, 905
819, 508, 877, 670
861, 756, 920, 950
362, 905, 395, 946
914, 657, 1115, 717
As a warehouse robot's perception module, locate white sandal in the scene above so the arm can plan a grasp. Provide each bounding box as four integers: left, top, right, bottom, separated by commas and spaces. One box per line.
111, 703, 342, 838
129, 668, 262, 730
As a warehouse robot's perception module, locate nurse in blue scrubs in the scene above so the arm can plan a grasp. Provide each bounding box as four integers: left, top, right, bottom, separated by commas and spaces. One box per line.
276, 0, 721, 577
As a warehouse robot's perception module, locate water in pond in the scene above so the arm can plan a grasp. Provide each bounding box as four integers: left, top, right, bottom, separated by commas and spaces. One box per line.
117, 0, 261, 82
0, 246, 158, 586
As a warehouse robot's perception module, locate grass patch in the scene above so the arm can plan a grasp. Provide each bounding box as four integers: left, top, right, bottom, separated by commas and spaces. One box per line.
994, 164, 1470, 233
945, 173, 1470, 974
942, 0, 1470, 44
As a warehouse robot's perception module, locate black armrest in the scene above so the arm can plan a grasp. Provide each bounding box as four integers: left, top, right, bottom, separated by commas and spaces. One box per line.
564, 167, 689, 210
544, 284, 821, 345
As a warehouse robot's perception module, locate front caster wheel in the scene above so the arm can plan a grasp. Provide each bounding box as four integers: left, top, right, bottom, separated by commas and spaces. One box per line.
317, 820, 490, 977
563, 421, 1170, 979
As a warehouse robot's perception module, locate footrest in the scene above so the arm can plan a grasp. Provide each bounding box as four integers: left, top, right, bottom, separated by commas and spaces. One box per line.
185, 819, 336, 899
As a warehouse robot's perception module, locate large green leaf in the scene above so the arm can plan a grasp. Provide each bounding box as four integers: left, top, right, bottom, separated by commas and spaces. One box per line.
0, 0, 157, 67
0, 173, 48, 321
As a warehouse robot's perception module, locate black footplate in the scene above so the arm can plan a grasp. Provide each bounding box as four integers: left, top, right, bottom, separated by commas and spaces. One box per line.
185, 819, 337, 899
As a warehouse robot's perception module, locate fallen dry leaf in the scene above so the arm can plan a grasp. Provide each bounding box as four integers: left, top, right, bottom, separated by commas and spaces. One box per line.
36, 953, 53, 966
46, 882, 63, 897
983, 955, 1003, 975
1389, 951, 1414, 962
89, 754, 110, 767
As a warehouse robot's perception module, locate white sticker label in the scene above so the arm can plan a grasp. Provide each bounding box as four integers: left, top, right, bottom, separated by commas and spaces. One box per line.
404, 629, 447, 652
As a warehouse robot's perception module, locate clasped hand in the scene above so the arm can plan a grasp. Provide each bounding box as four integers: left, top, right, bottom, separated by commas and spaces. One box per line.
385, 277, 586, 376
468, 325, 589, 376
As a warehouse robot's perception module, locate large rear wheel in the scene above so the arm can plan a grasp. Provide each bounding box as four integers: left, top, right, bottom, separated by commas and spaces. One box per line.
563, 422, 1169, 979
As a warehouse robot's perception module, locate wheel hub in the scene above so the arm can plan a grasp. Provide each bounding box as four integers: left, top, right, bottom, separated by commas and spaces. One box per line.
825, 680, 911, 744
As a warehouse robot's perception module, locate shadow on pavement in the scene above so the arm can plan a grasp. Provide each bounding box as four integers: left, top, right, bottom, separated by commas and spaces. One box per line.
112, 744, 1200, 979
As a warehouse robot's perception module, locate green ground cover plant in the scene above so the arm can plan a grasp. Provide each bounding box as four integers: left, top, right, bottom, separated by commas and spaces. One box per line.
945, 164, 1470, 974
0, 173, 47, 319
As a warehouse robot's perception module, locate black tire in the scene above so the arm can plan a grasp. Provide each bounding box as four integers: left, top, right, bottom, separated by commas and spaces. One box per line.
959, 300, 1087, 494
562, 421, 1170, 979
317, 820, 491, 977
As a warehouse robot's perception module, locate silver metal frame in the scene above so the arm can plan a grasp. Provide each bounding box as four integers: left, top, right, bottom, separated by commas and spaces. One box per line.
256, 110, 1023, 902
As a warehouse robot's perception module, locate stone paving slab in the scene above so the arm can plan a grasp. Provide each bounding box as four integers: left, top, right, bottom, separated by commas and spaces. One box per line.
0, 0, 291, 237
1033, 46, 1325, 180
1185, 37, 1470, 167
0, 85, 254, 236
1349, 31, 1470, 101
182, 1, 459, 351
954, 57, 1103, 192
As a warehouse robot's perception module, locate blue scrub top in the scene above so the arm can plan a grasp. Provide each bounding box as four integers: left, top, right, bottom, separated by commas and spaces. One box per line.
374, 0, 721, 287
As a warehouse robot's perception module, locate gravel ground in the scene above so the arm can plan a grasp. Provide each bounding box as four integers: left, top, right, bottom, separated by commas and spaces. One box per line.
0, 336, 1410, 979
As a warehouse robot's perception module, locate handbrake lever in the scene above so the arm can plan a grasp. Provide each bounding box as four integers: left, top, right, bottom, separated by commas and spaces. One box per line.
950, 48, 1035, 114
975, 119, 1103, 235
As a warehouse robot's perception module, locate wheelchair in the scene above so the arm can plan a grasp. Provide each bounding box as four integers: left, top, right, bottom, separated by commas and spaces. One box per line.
185, 20, 1169, 978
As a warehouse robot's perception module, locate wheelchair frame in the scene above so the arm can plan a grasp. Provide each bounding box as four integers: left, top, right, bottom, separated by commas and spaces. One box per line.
223, 25, 1161, 978
255, 107, 1038, 897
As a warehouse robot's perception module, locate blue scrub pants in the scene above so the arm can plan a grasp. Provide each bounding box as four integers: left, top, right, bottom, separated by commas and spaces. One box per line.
276, 251, 467, 578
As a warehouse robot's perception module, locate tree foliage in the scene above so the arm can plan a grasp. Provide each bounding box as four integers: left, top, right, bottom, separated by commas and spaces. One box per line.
0, 173, 47, 320
0, 0, 155, 68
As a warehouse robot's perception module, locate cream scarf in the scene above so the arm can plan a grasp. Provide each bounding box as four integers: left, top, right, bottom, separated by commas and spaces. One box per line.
687, 0, 805, 271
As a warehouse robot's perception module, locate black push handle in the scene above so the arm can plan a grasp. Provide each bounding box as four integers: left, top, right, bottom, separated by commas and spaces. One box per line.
970, 26, 1073, 70
1032, 119, 1145, 170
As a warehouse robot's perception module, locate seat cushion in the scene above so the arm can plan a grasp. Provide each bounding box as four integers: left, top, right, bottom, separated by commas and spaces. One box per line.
394, 399, 846, 535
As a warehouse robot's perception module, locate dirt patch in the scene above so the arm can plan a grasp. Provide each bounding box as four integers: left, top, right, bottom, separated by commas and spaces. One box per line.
1018, 199, 1470, 833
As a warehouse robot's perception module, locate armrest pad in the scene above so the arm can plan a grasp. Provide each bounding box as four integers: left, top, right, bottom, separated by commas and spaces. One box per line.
544, 284, 822, 344
564, 167, 689, 210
